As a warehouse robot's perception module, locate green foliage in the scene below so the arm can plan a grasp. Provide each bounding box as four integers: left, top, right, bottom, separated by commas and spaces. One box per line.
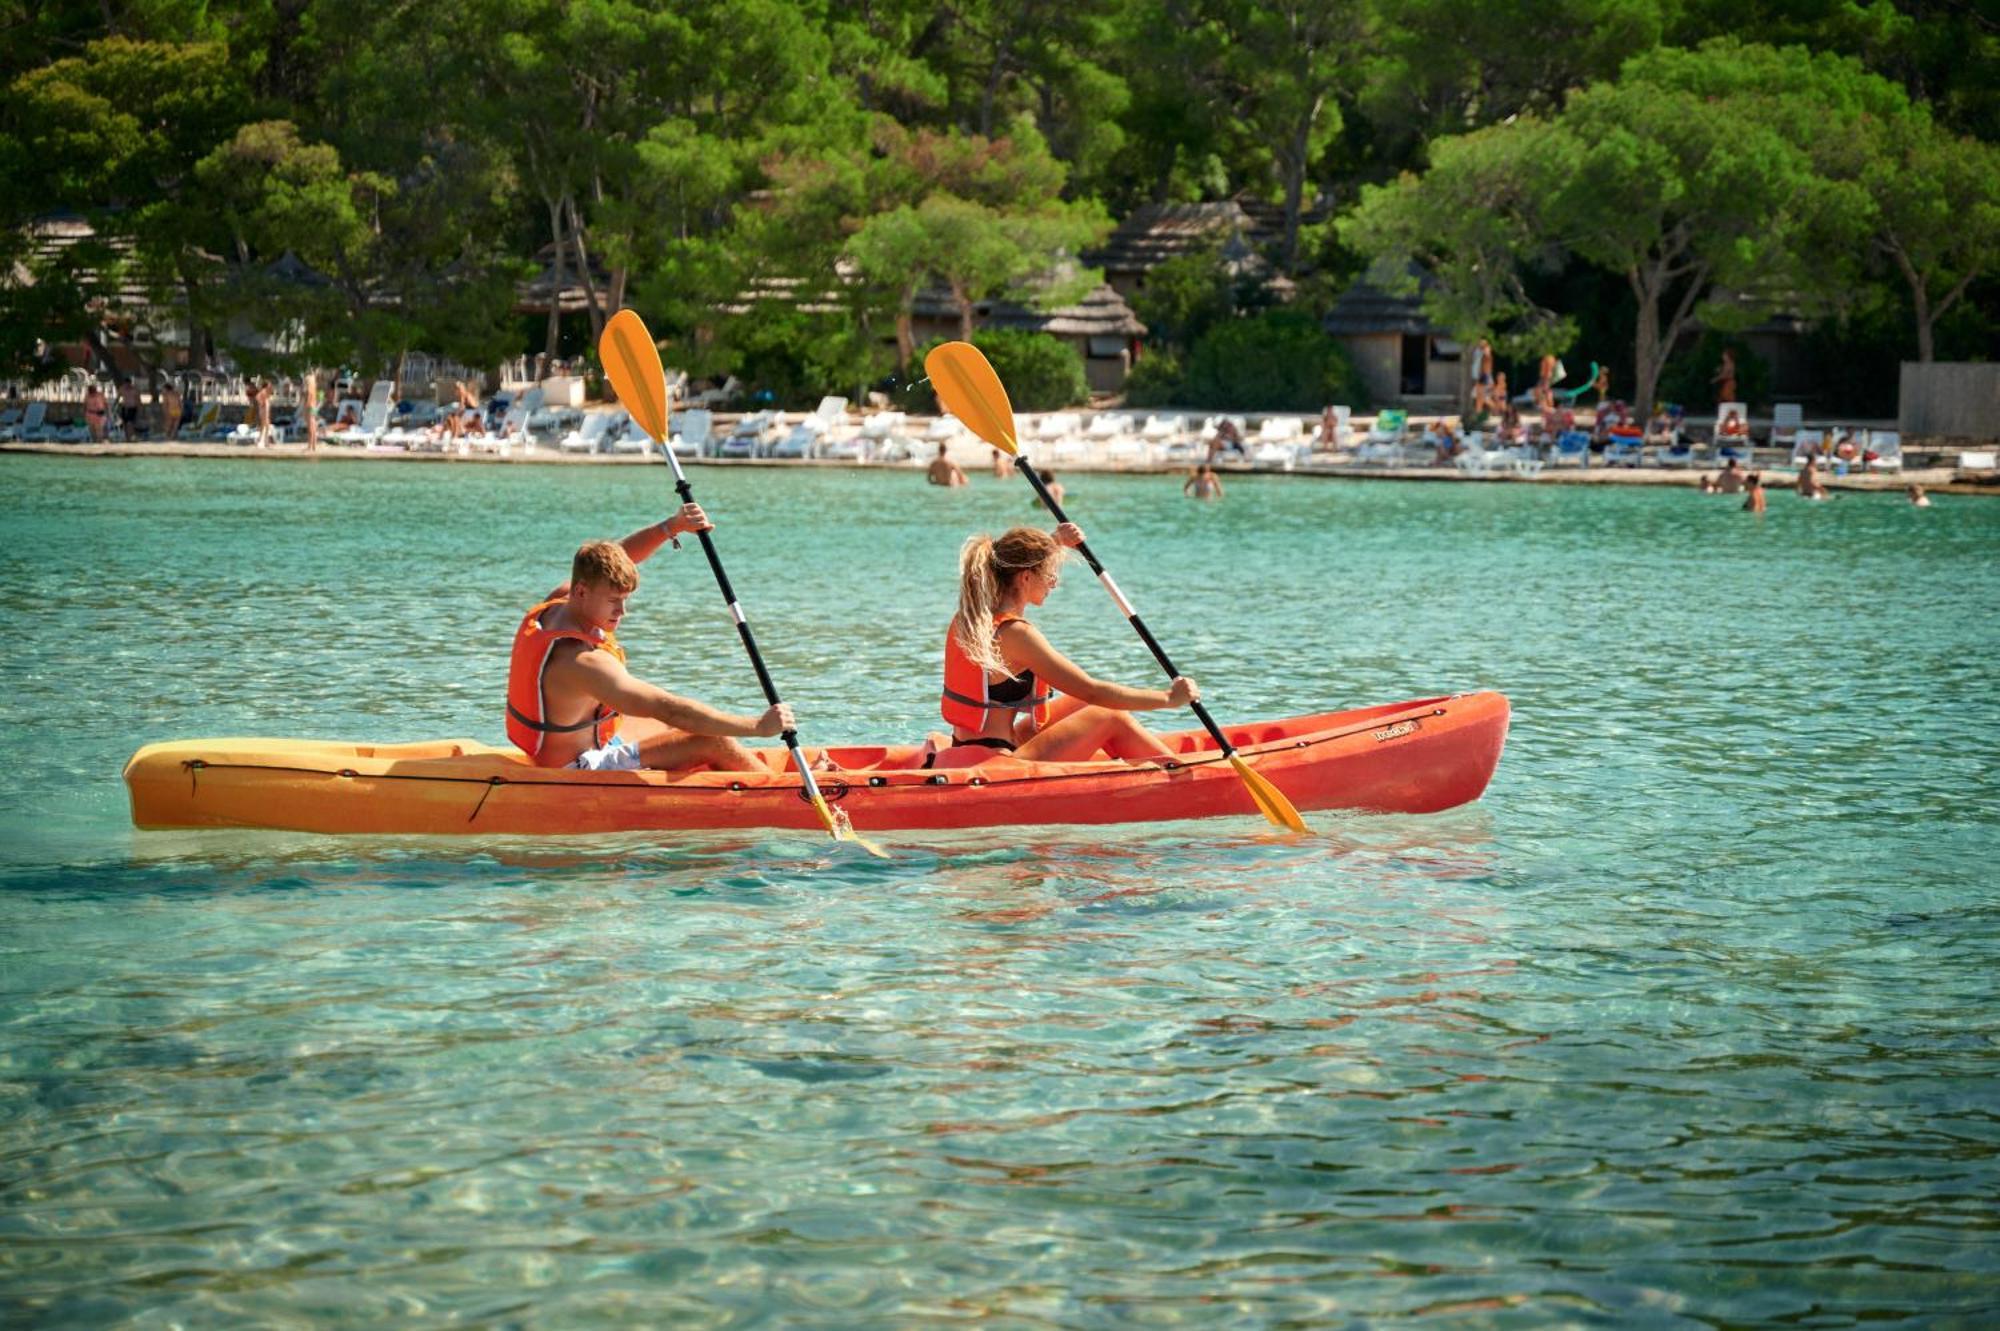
1131, 249, 1237, 355
708, 304, 891, 410
1180, 310, 1366, 412
1342, 38, 1920, 413
906, 330, 1089, 413
1655, 333, 1770, 414
1120, 348, 1185, 408
3, 3, 1994, 407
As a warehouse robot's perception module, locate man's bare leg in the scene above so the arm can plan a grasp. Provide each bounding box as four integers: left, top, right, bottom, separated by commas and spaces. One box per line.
621, 718, 759, 772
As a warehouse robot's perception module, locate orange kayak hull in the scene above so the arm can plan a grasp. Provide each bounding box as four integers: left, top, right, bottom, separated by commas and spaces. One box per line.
124, 692, 1509, 835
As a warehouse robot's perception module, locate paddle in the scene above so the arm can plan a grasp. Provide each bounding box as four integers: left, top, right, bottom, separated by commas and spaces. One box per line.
923, 341, 1309, 833
599, 309, 885, 857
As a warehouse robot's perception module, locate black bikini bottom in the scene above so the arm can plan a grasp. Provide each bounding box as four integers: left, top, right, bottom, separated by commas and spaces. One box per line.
923, 736, 1016, 769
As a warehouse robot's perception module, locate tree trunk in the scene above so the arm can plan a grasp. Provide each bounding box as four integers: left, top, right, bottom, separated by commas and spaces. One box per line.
180, 268, 209, 372
1631, 276, 1662, 421
545, 196, 566, 362
952, 281, 975, 342
1279, 95, 1322, 274
894, 303, 915, 373
979, 35, 1013, 137
565, 194, 607, 342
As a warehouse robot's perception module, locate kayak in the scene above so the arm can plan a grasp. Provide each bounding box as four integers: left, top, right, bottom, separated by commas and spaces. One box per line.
124, 691, 1508, 835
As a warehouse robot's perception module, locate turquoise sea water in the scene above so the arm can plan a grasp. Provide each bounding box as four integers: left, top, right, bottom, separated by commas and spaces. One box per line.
2, 454, 1997, 1327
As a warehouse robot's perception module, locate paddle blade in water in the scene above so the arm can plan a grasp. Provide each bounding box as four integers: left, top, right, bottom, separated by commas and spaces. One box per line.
925, 342, 1017, 455
600, 310, 669, 442
1229, 753, 1309, 833
820, 800, 889, 859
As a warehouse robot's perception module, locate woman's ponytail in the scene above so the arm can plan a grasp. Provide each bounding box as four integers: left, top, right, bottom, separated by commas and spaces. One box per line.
952, 527, 1063, 675
954, 534, 1003, 674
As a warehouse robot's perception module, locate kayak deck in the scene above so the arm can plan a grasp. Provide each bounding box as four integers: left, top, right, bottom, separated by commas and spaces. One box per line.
124, 692, 1509, 834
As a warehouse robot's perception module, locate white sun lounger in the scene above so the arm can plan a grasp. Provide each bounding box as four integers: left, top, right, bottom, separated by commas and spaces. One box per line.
328, 381, 393, 447
558, 410, 629, 455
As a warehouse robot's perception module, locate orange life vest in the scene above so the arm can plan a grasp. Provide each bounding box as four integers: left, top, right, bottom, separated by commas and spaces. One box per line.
506, 598, 625, 761
941, 613, 1053, 734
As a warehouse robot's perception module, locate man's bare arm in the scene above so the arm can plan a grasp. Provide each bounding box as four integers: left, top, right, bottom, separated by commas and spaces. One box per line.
554, 648, 781, 738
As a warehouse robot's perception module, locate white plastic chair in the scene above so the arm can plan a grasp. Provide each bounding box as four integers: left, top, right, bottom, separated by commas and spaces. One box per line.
1712, 401, 1752, 466
1769, 403, 1803, 453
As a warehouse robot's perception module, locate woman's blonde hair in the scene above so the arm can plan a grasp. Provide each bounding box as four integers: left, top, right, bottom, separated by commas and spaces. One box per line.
954, 527, 1062, 673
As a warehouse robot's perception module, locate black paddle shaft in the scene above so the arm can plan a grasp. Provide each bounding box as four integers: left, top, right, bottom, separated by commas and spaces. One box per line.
671, 472, 801, 751
1014, 455, 1240, 759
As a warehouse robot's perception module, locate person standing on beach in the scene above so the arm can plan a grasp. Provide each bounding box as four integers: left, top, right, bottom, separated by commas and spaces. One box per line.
507, 505, 793, 772
1184, 464, 1224, 500
160, 379, 182, 441
927, 442, 967, 487
302, 370, 320, 453
1741, 473, 1766, 513
249, 378, 274, 448
82, 382, 108, 442
117, 379, 142, 440
1472, 339, 1494, 412
1713, 348, 1737, 405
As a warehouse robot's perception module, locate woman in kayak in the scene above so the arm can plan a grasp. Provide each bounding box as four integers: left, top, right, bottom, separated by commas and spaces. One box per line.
940, 524, 1197, 764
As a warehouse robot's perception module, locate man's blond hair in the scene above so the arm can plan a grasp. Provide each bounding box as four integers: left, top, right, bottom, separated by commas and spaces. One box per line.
571, 540, 638, 593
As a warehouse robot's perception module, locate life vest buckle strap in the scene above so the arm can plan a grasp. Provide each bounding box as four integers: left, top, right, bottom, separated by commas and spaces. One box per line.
507, 703, 619, 734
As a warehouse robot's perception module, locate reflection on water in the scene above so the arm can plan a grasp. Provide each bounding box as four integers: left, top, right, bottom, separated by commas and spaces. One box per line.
2, 459, 1997, 1325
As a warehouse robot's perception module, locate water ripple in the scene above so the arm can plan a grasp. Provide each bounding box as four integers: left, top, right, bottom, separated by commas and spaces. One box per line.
2, 459, 1996, 1325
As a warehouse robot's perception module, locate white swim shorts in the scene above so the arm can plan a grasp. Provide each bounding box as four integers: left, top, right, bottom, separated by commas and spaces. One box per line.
569, 735, 644, 772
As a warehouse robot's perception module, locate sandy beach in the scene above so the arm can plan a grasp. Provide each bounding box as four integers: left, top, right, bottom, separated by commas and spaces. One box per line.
5, 435, 1989, 494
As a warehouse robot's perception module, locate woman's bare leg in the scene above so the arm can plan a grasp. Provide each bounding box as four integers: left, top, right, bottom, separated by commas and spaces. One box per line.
1015, 704, 1176, 764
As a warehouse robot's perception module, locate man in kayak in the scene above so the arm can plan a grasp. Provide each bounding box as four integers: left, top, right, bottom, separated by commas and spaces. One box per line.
506, 502, 791, 771
939, 523, 1196, 764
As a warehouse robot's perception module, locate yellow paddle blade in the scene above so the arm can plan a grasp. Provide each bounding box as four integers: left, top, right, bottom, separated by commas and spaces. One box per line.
599, 308, 669, 442
1228, 753, 1309, 833
811, 793, 889, 858
924, 342, 1017, 455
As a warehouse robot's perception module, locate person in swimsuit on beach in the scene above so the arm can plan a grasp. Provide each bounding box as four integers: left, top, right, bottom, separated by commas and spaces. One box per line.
118, 380, 143, 439
1472, 339, 1494, 412
506, 504, 792, 772
160, 380, 182, 441
301, 370, 320, 453
82, 383, 108, 442
1184, 464, 1224, 500
927, 442, 967, 487
939, 525, 1197, 765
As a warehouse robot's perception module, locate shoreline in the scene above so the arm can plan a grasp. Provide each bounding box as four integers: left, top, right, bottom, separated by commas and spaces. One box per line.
3, 439, 1990, 495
